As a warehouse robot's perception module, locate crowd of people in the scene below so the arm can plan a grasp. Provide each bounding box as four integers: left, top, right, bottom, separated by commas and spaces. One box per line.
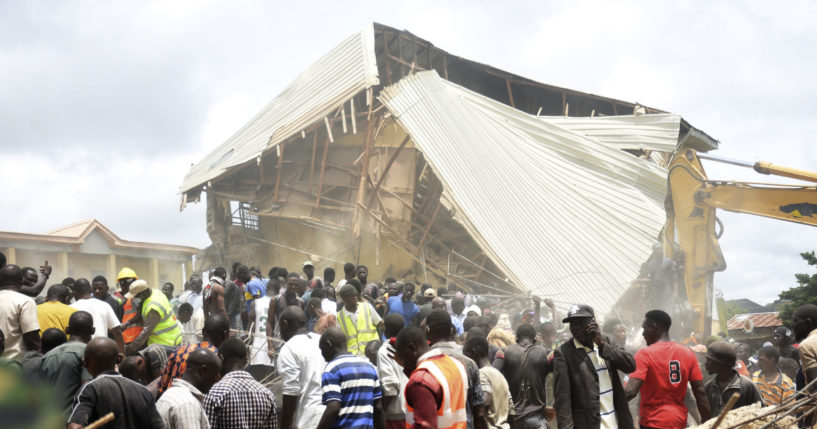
0, 250, 816, 429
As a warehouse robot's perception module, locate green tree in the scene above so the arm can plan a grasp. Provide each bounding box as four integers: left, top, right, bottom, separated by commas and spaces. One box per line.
778, 251, 817, 325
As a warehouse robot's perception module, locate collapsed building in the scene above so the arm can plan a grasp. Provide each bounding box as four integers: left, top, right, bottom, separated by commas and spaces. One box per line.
179, 23, 717, 317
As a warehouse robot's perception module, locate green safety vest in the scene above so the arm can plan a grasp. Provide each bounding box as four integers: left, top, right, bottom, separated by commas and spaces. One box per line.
142, 289, 182, 347
338, 302, 379, 355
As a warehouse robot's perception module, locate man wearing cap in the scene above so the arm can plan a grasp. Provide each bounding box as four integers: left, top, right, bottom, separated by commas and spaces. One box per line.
414, 288, 436, 328
553, 304, 635, 429
704, 341, 763, 415
773, 326, 799, 362
125, 280, 182, 355
116, 268, 144, 346
302, 260, 322, 288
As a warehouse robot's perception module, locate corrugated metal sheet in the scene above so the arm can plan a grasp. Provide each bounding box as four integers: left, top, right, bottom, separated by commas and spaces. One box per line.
380, 70, 668, 316
542, 114, 682, 152
726, 312, 782, 330
180, 24, 380, 193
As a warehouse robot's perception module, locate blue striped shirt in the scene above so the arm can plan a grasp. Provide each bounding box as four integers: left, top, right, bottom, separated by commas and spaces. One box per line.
322, 354, 382, 429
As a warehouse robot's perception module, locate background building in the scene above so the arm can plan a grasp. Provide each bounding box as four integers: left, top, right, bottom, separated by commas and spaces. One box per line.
0, 219, 196, 292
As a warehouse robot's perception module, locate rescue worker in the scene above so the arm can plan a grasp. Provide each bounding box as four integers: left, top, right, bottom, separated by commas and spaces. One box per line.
337, 283, 382, 356
396, 325, 469, 429
124, 280, 182, 355
116, 268, 143, 346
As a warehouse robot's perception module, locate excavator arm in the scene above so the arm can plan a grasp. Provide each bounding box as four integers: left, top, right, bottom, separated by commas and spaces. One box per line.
664, 149, 817, 335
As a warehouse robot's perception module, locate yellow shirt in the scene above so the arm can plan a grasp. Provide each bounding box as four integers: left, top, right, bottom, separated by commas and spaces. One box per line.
751, 370, 794, 406
37, 301, 76, 335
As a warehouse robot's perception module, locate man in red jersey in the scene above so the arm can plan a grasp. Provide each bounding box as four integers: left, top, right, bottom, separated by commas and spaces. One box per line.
625, 310, 711, 429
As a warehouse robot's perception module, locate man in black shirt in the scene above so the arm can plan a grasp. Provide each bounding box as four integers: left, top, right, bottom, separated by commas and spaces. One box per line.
493, 323, 551, 429
773, 326, 799, 361
68, 337, 163, 429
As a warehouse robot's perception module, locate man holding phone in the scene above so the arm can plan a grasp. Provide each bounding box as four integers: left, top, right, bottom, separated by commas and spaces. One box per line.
553, 304, 636, 429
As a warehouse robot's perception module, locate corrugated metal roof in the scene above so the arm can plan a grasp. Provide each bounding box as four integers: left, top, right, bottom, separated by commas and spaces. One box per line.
380, 70, 668, 316
180, 23, 380, 193
542, 114, 682, 152
726, 312, 782, 330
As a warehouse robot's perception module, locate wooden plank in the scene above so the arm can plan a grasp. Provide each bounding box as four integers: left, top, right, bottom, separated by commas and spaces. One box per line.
383, 32, 392, 85
416, 199, 442, 254
357, 202, 448, 279
367, 134, 410, 209
257, 156, 264, 188
386, 54, 428, 73
561, 92, 566, 115
324, 117, 334, 143
506, 79, 515, 108
273, 143, 284, 201
397, 33, 404, 77
314, 136, 331, 209
354, 114, 377, 234
307, 130, 317, 195
350, 98, 357, 134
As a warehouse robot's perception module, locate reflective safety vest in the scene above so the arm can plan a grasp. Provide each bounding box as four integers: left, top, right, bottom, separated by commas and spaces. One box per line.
142, 290, 182, 347
122, 298, 143, 343
338, 303, 379, 355
405, 354, 467, 429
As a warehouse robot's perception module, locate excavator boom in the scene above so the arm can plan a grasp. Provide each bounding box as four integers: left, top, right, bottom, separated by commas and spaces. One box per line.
664, 149, 817, 335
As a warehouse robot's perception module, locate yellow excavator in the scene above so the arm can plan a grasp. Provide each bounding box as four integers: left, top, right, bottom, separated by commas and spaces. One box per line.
663, 149, 817, 336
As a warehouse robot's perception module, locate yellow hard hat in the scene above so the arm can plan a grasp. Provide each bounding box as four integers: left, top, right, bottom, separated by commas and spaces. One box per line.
116, 267, 138, 281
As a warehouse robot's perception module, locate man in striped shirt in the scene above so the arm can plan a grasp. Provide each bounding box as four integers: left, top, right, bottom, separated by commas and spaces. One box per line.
751, 345, 795, 406
317, 327, 386, 429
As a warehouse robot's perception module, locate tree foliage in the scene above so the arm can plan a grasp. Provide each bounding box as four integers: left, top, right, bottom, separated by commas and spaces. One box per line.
778, 251, 817, 325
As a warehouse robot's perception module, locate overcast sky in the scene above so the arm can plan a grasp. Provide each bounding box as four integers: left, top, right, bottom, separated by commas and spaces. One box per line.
2, 1, 815, 305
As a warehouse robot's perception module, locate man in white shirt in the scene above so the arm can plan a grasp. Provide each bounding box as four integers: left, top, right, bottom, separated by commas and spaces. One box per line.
156, 348, 221, 429
177, 303, 199, 346
248, 282, 274, 366
0, 265, 41, 362
178, 274, 203, 312
277, 306, 326, 429
312, 288, 336, 316
70, 278, 125, 355
378, 313, 409, 427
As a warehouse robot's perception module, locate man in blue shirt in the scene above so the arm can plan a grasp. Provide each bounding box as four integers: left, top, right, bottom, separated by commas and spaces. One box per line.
244, 268, 266, 314
317, 327, 386, 429
386, 282, 419, 326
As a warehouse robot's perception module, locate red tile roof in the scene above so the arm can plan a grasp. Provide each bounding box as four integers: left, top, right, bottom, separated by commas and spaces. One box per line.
726, 312, 782, 331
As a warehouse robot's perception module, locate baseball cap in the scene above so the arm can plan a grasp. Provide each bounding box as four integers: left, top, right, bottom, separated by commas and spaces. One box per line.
562, 304, 595, 323
302, 260, 315, 267
423, 288, 437, 298
125, 279, 150, 299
